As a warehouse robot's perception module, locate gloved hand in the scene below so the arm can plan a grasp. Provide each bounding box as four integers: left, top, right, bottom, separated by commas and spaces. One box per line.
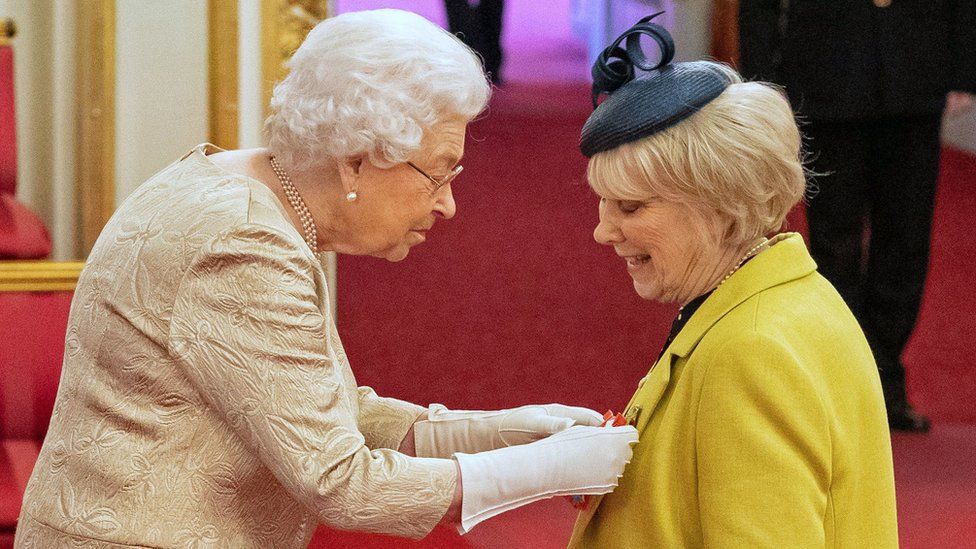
413, 403, 604, 458
454, 424, 639, 533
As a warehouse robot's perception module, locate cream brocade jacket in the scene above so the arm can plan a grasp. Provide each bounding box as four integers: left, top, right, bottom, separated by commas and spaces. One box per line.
15, 144, 457, 548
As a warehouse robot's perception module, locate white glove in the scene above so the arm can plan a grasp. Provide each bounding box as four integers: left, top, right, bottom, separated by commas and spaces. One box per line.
414, 403, 604, 458
454, 424, 639, 533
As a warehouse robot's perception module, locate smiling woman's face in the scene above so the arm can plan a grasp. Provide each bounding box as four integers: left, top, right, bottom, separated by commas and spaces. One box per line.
336, 117, 468, 262
593, 194, 721, 303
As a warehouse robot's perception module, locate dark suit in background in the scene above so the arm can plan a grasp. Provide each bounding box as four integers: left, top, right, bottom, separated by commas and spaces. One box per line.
445, 0, 505, 84
739, 0, 976, 431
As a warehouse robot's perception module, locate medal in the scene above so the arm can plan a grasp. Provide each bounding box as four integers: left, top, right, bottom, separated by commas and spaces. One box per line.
567, 410, 631, 510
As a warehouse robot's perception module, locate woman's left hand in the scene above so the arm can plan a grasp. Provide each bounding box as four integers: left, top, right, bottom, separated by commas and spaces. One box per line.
412, 403, 604, 458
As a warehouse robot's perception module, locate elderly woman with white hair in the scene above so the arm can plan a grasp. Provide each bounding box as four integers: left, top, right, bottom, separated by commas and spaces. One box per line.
567, 17, 898, 548
14, 10, 637, 548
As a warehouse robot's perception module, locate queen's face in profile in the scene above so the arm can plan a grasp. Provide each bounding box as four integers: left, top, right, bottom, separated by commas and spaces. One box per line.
314, 116, 468, 263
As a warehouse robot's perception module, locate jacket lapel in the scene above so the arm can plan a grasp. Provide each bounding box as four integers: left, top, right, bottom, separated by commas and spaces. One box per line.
567, 349, 676, 545
666, 233, 814, 359
568, 234, 816, 545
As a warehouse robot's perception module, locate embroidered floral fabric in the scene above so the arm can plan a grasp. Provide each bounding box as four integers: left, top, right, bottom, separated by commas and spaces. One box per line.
15, 145, 455, 548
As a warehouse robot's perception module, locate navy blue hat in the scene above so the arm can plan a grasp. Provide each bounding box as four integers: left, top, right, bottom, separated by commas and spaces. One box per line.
580, 13, 733, 157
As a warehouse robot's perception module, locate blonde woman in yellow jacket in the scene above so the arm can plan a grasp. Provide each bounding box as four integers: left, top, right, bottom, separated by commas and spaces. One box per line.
568, 17, 898, 548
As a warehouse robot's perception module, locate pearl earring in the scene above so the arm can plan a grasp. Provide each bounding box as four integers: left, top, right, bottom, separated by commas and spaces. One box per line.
346, 191, 358, 202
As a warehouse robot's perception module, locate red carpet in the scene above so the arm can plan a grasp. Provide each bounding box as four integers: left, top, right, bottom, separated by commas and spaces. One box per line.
322, 78, 976, 547
891, 426, 976, 549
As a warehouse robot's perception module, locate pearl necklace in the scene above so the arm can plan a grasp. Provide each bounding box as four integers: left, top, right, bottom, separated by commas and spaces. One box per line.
717, 237, 770, 289
269, 155, 318, 253
678, 236, 776, 315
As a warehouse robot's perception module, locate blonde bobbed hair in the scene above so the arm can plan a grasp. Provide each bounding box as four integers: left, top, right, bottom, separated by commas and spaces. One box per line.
587, 64, 807, 246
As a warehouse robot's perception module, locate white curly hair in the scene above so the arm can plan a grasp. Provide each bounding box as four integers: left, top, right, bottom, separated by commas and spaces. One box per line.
266, 9, 491, 172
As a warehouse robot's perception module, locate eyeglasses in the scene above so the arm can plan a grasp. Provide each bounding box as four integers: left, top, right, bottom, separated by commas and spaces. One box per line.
407, 161, 463, 195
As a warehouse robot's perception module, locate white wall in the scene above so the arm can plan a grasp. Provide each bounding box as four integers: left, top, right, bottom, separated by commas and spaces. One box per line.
238, 0, 265, 148
115, 0, 209, 203
50, 3, 77, 260
1, 0, 209, 257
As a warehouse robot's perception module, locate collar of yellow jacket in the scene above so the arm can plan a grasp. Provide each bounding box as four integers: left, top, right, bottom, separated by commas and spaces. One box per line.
666, 232, 816, 359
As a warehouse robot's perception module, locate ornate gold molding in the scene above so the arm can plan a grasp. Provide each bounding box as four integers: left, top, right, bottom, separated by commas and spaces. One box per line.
261, 0, 331, 120
0, 261, 84, 292
0, 17, 15, 47
209, 0, 240, 149
76, 1, 116, 255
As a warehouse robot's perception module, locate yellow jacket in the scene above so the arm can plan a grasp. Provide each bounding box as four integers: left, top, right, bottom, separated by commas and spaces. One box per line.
569, 233, 897, 548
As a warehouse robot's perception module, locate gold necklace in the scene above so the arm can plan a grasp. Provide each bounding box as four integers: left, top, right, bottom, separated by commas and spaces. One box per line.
678, 236, 776, 314
269, 155, 318, 253
717, 237, 770, 288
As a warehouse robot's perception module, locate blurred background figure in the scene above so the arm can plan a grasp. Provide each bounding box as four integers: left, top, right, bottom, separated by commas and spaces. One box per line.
445, 0, 505, 84
739, 0, 976, 432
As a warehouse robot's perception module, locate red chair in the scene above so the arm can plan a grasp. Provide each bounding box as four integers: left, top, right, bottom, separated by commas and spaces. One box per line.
0, 262, 80, 546
0, 18, 52, 260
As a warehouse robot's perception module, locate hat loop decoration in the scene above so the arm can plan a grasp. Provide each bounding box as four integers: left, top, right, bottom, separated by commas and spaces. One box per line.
579, 12, 733, 157
591, 12, 675, 108
591, 46, 634, 108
